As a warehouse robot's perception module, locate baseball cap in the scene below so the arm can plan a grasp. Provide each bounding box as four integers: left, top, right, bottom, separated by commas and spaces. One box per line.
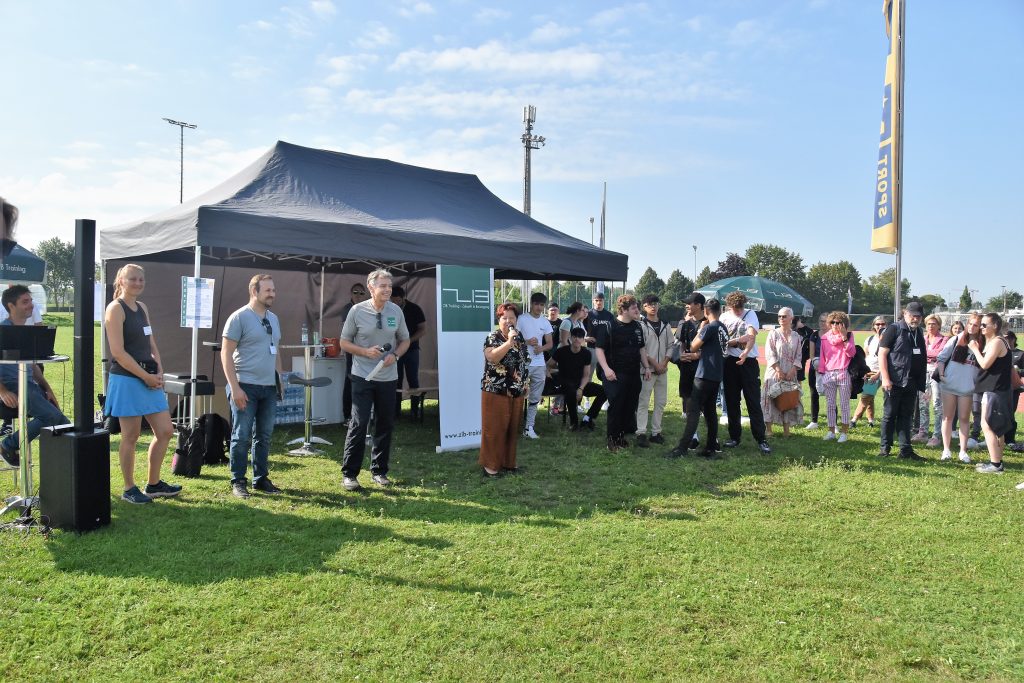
905, 301, 924, 316
682, 292, 706, 306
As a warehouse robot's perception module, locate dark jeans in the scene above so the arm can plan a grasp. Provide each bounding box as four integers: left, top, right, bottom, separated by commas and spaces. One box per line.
343, 354, 354, 421
807, 366, 820, 422
881, 384, 917, 454
227, 382, 277, 484
394, 347, 421, 415
343, 376, 398, 478
676, 378, 720, 450
971, 392, 983, 441
723, 357, 767, 443
604, 371, 641, 440
561, 382, 606, 427
1, 382, 70, 452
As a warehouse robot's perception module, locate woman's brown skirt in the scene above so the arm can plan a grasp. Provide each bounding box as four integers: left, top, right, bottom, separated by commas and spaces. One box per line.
480, 390, 524, 471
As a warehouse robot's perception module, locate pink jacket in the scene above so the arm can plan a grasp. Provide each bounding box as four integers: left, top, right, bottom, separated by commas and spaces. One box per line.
819, 331, 856, 372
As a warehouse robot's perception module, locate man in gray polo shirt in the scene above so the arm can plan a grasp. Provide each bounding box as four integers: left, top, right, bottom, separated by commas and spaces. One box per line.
221, 274, 284, 499
339, 269, 410, 490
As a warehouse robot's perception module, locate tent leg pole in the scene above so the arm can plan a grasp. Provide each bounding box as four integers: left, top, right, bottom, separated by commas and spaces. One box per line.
318, 265, 325, 343
99, 260, 109, 398
189, 246, 200, 427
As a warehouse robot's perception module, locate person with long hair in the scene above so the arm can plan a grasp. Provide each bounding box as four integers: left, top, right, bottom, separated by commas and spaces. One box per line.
559, 301, 589, 348
480, 303, 530, 476
852, 315, 887, 428
760, 307, 803, 437
104, 264, 181, 504
818, 311, 857, 442
971, 313, 1012, 474
914, 314, 947, 446
936, 314, 983, 463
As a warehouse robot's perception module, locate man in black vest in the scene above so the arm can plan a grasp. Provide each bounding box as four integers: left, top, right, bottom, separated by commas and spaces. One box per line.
878, 301, 928, 460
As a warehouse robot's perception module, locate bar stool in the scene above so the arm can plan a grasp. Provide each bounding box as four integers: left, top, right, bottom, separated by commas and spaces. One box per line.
287, 374, 333, 455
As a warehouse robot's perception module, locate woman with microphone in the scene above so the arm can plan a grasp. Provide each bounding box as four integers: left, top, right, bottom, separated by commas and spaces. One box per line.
480, 303, 531, 476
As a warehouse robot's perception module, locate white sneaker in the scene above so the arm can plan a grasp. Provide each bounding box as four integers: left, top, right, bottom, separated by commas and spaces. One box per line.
524, 427, 539, 439
342, 476, 361, 491
1015, 481, 1024, 490
940, 449, 953, 461
976, 462, 1004, 474
837, 433, 848, 443
823, 431, 836, 441
958, 451, 972, 464
805, 422, 819, 430
966, 438, 980, 450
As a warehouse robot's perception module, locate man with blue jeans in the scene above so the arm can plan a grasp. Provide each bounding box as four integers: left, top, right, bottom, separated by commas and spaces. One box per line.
221, 274, 284, 499
0, 285, 68, 468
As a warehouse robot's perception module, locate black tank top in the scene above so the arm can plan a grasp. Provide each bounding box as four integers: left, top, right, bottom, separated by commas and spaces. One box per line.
975, 338, 1011, 393
109, 299, 154, 376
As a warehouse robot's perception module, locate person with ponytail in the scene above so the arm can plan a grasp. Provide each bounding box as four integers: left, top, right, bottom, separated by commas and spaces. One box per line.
104, 264, 181, 504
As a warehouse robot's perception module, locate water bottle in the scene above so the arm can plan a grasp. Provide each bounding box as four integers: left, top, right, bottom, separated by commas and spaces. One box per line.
301, 321, 309, 345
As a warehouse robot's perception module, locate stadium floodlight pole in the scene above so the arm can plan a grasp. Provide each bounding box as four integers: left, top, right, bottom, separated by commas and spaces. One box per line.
1002, 285, 1007, 313
163, 117, 197, 204
521, 105, 545, 303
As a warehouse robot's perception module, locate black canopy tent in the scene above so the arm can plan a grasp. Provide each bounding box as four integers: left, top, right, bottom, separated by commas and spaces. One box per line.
99, 141, 629, 418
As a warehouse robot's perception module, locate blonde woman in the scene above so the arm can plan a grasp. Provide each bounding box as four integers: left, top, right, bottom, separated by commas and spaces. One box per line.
760, 307, 803, 437
818, 311, 856, 442
104, 264, 180, 504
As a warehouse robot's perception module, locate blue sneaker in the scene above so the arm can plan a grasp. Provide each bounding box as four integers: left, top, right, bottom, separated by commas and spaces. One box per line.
144, 480, 182, 498
121, 486, 153, 504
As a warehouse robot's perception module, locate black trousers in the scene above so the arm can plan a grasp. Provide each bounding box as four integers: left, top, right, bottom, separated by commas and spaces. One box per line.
723, 357, 767, 443
561, 382, 606, 427
343, 376, 398, 477
1007, 389, 1022, 443
881, 384, 917, 454
343, 354, 354, 421
604, 372, 641, 440
807, 366, 820, 422
676, 378, 720, 450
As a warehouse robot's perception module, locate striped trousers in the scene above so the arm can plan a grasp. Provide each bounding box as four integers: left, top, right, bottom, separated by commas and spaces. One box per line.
820, 368, 851, 430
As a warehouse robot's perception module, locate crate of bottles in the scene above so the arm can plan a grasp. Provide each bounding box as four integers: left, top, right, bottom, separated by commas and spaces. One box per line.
274, 372, 305, 425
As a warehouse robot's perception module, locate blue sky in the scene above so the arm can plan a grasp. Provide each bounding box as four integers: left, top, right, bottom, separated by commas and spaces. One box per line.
2, 0, 1021, 306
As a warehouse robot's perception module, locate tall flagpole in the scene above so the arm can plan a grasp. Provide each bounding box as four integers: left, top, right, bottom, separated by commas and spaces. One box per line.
892, 0, 906, 320
598, 182, 606, 295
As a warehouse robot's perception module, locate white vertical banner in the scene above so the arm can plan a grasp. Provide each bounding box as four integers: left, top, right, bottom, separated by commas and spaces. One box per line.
435, 265, 494, 452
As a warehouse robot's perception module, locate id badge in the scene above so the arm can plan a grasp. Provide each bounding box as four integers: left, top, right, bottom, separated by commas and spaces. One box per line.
270, 343, 277, 355
143, 325, 153, 336
912, 348, 921, 355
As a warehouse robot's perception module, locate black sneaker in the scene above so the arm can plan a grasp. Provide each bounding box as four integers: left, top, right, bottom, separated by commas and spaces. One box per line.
253, 477, 282, 494
665, 446, 687, 459
144, 480, 182, 498
699, 449, 721, 459
707, 441, 723, 453
0, 443, 19, 468
231, 479, 251, 499
758, 441, 772, 455
878, 449, 892, 457
606, 437, 620, 453
649, 433, 665, 445
635, 434, 650, 448
121, 486, 153, 505
898, 450, 926, 461
723, 440, 740, 449
690, 436, 700, 450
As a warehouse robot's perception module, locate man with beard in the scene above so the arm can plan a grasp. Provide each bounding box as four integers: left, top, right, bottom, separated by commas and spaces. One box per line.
878, 301, 928, 460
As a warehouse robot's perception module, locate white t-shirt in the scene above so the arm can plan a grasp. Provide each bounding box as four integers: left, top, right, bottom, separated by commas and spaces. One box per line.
719, 308, 760, 359
515, 313, 554, 367
0, 304, 42, 324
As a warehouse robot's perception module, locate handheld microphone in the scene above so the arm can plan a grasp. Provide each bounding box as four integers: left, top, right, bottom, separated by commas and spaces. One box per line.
376, 343, 392, 353
365, 343, 394, 381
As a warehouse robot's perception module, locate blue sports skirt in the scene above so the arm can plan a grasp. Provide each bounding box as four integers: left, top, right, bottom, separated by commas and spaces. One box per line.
105, 373, 169, 417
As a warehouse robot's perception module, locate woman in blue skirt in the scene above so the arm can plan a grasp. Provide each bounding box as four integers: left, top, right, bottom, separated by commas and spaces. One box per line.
104, 264, 181, 504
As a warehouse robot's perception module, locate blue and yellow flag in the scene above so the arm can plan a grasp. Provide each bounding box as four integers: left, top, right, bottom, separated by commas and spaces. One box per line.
872, 0, 901, 254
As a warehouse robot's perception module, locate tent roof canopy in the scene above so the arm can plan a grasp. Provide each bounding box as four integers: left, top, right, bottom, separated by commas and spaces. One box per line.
101, 141, 628, 281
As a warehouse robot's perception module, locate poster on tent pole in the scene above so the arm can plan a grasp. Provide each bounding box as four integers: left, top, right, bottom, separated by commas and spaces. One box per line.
180, 276, 215, 328
435, 265, 493, 452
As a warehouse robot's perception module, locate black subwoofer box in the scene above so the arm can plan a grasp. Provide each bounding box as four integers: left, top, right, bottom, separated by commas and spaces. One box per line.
39, 426, 111, 532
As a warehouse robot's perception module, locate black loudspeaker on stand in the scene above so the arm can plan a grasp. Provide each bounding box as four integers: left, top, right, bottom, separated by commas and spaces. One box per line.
39, 218, 111, 532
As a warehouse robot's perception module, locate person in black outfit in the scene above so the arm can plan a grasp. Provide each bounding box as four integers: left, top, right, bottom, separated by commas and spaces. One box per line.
585, 292, 616, 380
878, 301, 927, 459
667, 298, 728, 458
719, 291, 771, 455
391, 285, 428, 418
551, 328, 606, 430
673, 292, 706, 450
595, 294, 650, 452
1003, 331, 1024, 451
341, 282, 369, 424
803, 313, 827, 429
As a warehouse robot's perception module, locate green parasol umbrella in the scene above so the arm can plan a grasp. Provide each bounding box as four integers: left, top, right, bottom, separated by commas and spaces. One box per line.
0, 240, 47, 283
696, 276, 813, 317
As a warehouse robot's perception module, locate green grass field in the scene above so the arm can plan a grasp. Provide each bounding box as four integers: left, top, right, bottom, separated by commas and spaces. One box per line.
3, 317, 1024, 681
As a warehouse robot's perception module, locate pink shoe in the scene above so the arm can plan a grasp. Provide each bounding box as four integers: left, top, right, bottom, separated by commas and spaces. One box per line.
911, 431, 927, 443
926, 436, 940, 448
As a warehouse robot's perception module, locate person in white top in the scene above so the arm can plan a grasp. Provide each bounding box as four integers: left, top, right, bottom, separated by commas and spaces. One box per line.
719, 291, 771, 454
514, 292, 554, 439
852, 315, 887, 429
635, 294, 672, 447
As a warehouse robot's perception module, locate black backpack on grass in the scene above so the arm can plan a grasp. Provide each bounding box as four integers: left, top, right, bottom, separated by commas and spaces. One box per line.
198, 413, 230, 465
171, 422, 205, 478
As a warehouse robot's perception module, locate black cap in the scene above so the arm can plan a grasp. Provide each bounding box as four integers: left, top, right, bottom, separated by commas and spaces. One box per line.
682, 292, 706, 306
905, 301, 924, 315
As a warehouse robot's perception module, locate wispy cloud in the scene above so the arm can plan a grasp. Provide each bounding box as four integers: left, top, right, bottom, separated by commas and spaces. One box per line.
231, 56, 273, 82
392, 41, 605, 80
474, 8, 511, 23
397, 0, 434, 19
588, 3, 649, 30
354, 22, 397, 50
323, 54, 379, 86
529, 22, 581, 43
240, 19, 275, 32
310, 0, 337, 18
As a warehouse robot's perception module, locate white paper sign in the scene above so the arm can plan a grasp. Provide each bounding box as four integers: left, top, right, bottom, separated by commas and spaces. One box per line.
180, 277, 215, 328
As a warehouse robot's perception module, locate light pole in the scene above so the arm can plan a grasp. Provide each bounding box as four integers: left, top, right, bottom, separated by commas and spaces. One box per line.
692, 245, 698, 285
163, 118, 197, 203
1003, 285, 1007, 313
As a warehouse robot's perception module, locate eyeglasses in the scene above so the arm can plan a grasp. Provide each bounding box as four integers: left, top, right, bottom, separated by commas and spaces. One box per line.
829, 321, 842, 326
981, 323, 989, 329
352, 290, 366, 296
874, 323, 886, 327
376, 312, 383, 329
260, 318, 272, 335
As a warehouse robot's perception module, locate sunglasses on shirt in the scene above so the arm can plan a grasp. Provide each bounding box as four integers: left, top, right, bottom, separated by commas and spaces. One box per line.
260, 318, 272, 334
376, 312, 383, 329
